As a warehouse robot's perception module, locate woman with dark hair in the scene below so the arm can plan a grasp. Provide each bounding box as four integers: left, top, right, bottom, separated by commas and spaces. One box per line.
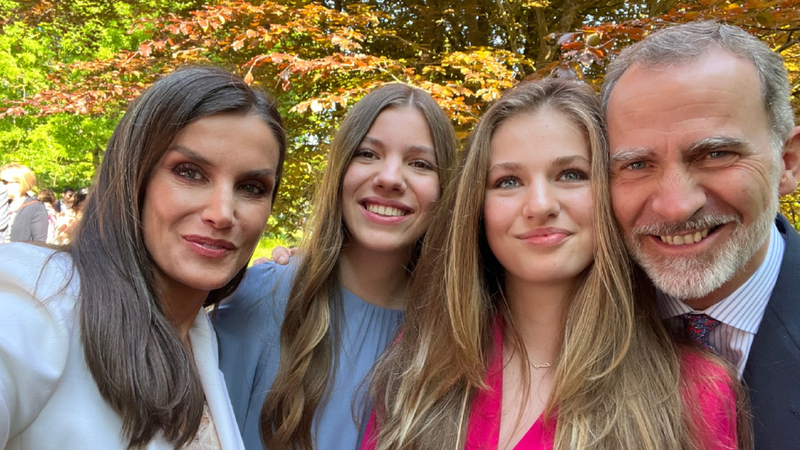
363, 79, 746, 450
213, 83, 458, 450
36, 188, 58, 243
0, 163, 48, 243
0, 66, 286, 449
54, 186, 89, 245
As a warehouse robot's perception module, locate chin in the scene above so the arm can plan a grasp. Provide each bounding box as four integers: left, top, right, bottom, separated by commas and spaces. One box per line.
181, 272, 236, 292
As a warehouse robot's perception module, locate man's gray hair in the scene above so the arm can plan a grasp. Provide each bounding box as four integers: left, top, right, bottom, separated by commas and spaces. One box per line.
601, 21, 793, 151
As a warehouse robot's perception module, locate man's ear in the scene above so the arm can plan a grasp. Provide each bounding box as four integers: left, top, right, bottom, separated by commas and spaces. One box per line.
778, 126, 800, 196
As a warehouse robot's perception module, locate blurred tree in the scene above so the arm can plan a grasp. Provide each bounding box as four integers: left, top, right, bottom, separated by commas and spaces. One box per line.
2, 0, 799, 234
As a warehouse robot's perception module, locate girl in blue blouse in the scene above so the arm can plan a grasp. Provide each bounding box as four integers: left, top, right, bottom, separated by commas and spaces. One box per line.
213, 83, 458, 450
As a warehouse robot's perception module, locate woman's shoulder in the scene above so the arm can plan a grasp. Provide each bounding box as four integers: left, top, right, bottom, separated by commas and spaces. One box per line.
679, 350, 737, 405
0, 243, 80, 311
0, 242, 73, 283
679, 350, 738, 449
0, 244, 85, 448
20, 196, 47, 213
680, 351, 735, 387
213, 260, 297, 327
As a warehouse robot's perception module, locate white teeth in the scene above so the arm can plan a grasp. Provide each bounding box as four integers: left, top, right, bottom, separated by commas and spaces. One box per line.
658, 228, 712, 246
366, 204, 405, 217
202, 244, 222, 249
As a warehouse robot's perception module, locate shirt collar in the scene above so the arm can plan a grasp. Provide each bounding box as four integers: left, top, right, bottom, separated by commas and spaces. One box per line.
657, 222, 785, 334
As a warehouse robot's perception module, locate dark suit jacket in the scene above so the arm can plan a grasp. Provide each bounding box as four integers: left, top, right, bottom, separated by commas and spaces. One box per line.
743, 214, 800, 450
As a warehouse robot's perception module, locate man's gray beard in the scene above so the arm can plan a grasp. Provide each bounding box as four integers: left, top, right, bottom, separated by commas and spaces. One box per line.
625, 196, 778, 301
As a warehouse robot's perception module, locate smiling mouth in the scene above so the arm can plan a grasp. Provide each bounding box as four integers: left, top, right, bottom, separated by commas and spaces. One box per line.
657, 226, 720, 246
364, 203, 409, 217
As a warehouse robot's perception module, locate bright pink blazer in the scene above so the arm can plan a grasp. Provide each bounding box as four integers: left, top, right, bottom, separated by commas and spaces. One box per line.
362, 322, 738, 450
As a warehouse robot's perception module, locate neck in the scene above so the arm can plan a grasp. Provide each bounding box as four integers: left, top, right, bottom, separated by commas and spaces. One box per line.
504, 277, 574, 366
685, 231, 771, 310
338, 243, 411, 310
157, 279, 209, 347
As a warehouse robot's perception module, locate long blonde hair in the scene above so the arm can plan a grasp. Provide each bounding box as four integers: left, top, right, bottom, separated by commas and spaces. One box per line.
261, 83, 458, 450
368, 79, 745, 450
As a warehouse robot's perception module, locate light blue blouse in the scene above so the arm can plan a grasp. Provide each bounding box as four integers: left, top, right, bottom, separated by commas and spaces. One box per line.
213, 261, 404, 450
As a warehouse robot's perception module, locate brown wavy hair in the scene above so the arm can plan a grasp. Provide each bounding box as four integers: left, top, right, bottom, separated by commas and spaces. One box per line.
260, 83, 458, 450
68, 66, 286, 449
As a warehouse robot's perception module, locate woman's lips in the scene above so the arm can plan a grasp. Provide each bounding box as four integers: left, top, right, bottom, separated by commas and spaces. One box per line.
516, 228, 571, 246
183, 235, 236, 257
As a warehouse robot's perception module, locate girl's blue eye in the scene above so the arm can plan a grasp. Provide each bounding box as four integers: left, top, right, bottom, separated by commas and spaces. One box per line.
560, 169, 588, 181
494, 177, 519, 189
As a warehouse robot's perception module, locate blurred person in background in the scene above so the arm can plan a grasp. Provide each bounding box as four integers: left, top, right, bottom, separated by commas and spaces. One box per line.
37, 189, 59, 244
57, 186, 75, 214
54, 187, 89, 245
0, 163, 48, 243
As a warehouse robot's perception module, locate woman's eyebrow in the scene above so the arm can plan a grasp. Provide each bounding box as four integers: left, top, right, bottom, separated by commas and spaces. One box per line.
168, 146, 214, 166
553, 155, 590, 166
488, 161, 524, 174
241, 168, 276, 179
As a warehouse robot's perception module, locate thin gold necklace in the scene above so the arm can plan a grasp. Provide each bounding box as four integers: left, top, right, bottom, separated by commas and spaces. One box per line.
529, 361, 552, 369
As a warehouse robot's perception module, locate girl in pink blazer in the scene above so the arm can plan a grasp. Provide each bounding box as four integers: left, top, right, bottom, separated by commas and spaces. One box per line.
361, 79, 748, 450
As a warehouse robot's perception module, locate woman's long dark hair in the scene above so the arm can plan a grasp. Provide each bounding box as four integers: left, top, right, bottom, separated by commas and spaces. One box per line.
69, 66, 286, 448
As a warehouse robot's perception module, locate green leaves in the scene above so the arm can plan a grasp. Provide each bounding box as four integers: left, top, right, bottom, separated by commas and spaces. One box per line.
3, 0, 800, 234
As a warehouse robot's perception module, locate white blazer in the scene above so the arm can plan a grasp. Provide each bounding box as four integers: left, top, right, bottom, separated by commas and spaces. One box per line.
0, 243, 244, 449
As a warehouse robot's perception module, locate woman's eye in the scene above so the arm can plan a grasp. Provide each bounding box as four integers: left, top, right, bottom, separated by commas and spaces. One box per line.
239, 182, 269, 197
559, 169, 588, 181
354, 149, 377, 159
494, 177, 519, 189
175, 164, 204, 181
410, 159, 435, 170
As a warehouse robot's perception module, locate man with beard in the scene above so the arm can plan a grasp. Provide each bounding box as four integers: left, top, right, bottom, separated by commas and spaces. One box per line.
602, 21, 800, 449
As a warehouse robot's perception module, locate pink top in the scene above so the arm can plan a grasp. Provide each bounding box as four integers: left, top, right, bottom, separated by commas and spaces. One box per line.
361, 322, 738, 450
463, 323, 554, 450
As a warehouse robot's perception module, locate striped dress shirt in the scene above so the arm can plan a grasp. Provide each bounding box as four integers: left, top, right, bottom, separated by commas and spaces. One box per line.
658, 223, 785, 378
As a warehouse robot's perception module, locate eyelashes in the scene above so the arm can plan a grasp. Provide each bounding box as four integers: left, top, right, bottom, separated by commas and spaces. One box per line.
558, 169, 589, 181
353, 149, 437, 171
171, 163, 271, 198
174, 163, 204, 181
489, 168, 590, 189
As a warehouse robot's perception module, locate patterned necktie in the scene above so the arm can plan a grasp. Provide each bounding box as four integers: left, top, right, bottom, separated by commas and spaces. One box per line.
680, 313, 720, 353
